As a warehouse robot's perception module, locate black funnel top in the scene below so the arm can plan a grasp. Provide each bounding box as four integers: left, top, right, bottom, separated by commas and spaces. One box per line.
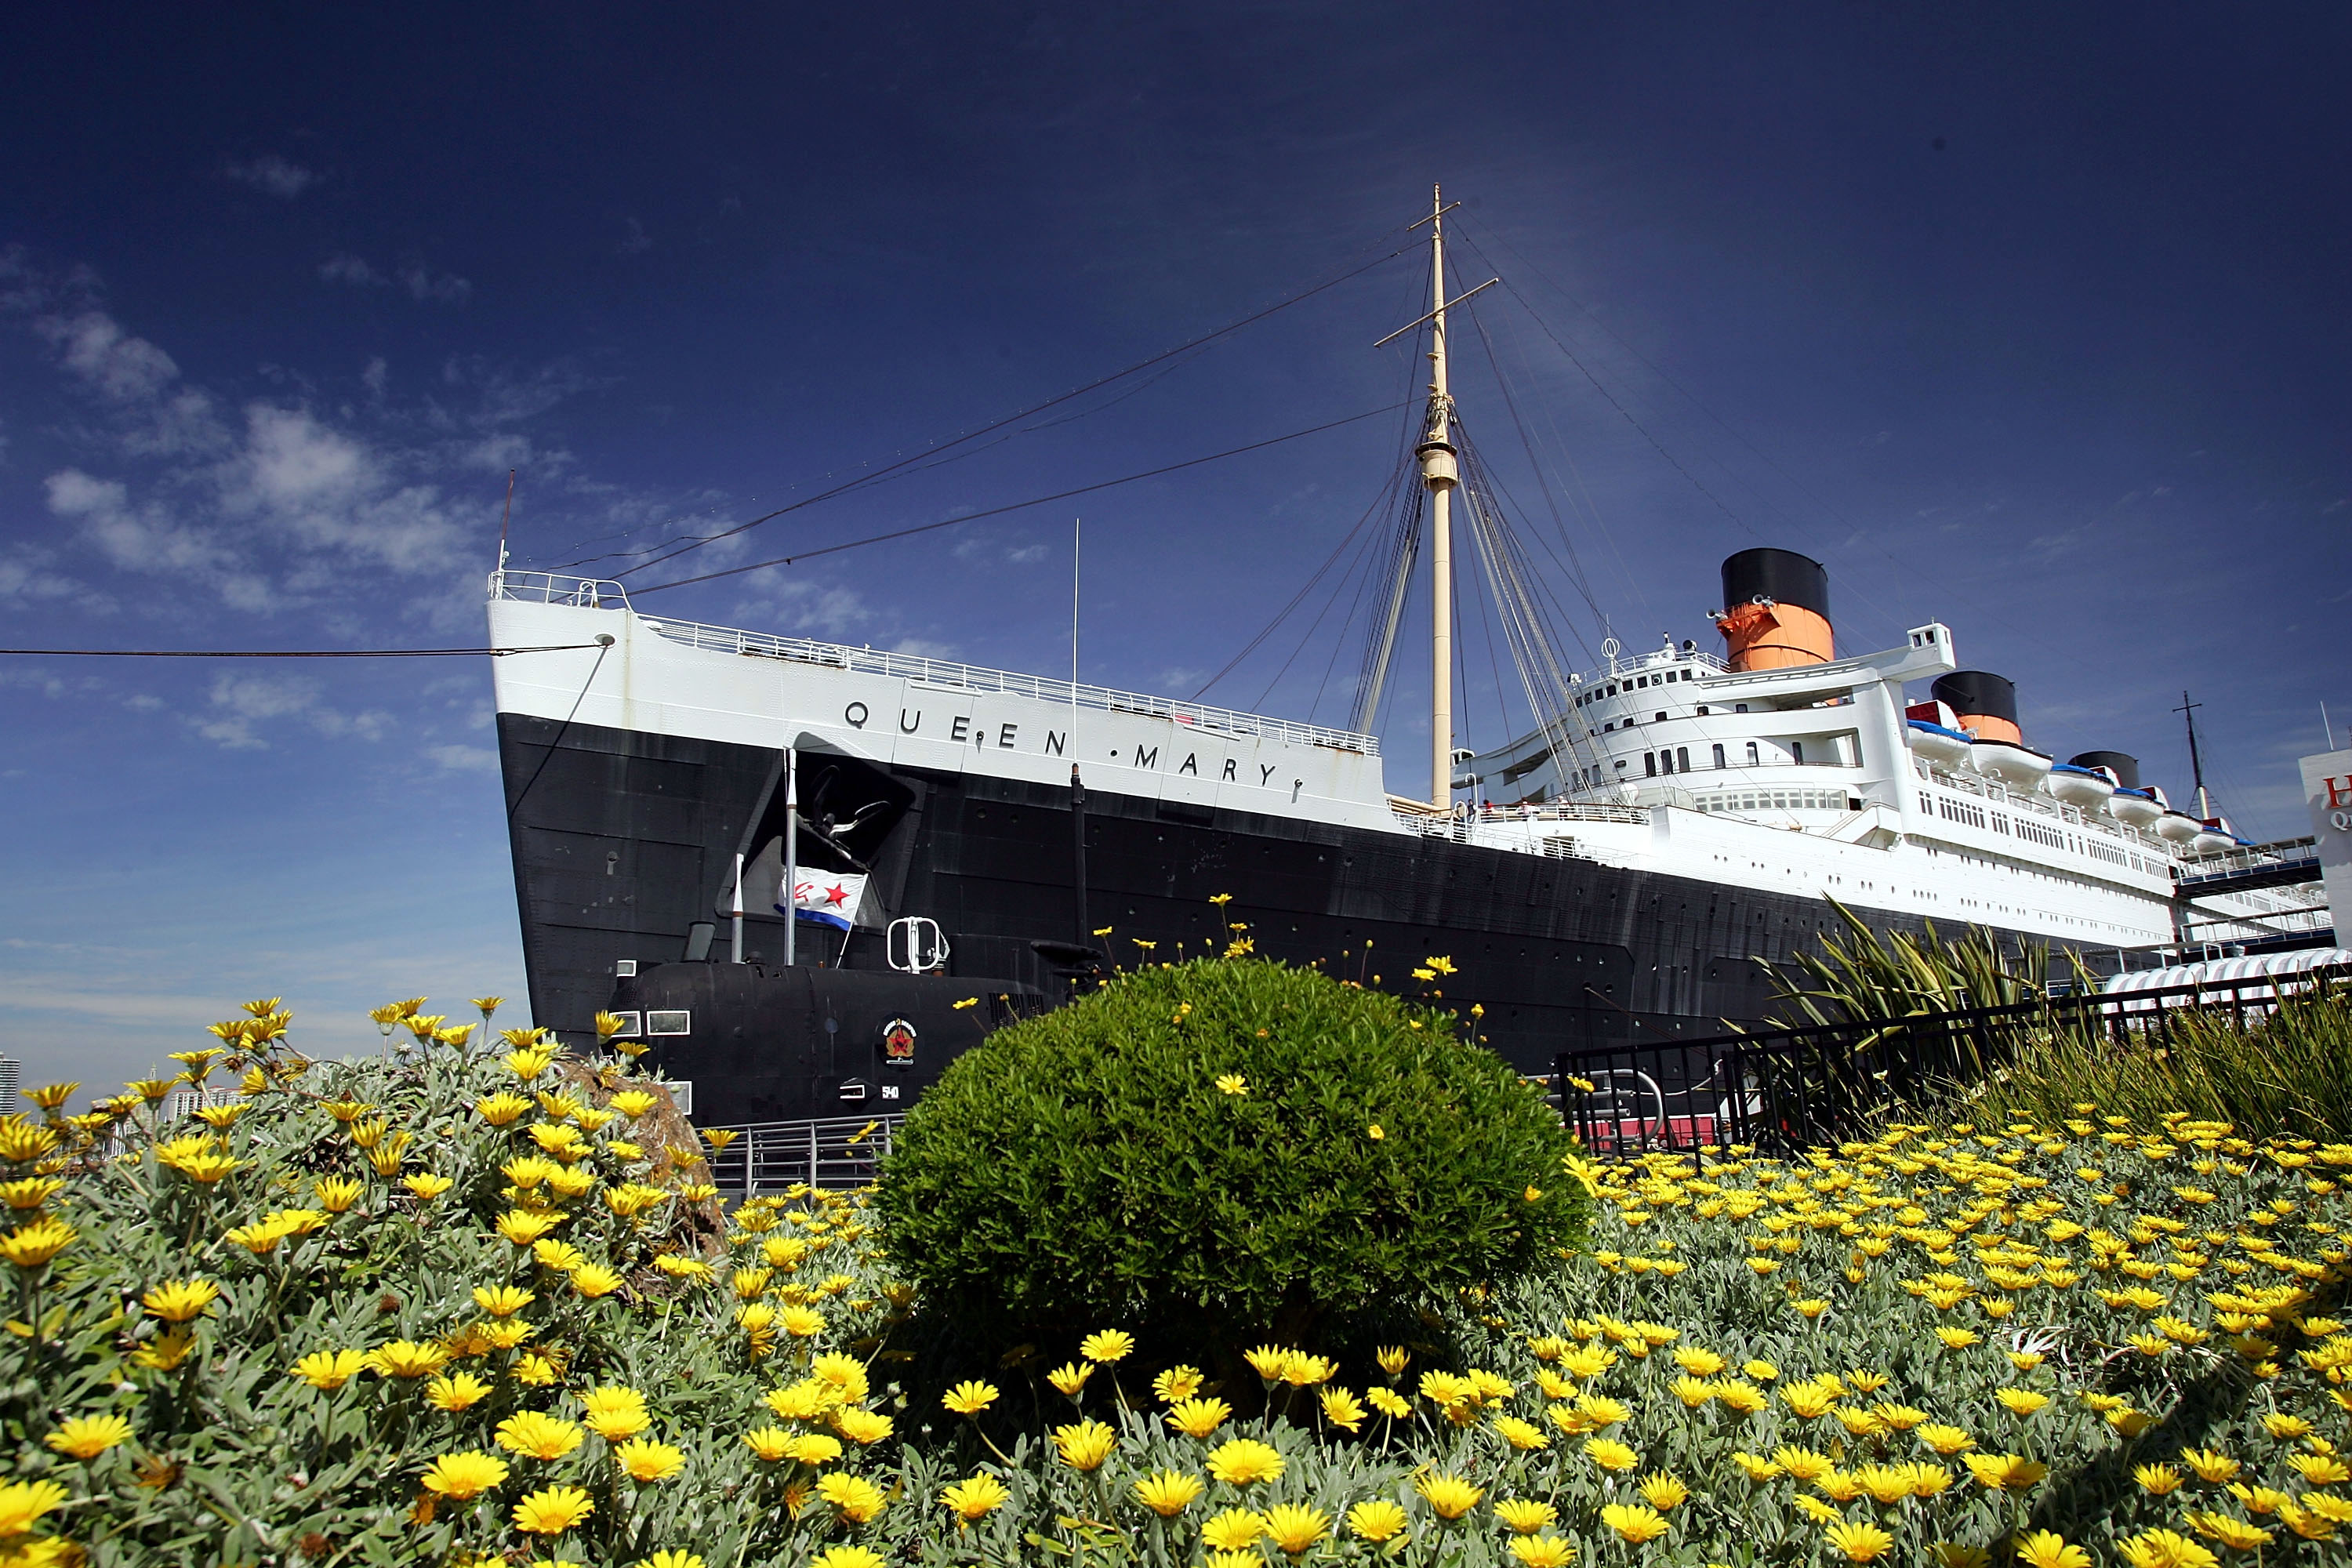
1720, 548, 1828, 619
1933, 671, 2017, 724
2069, 750, 2140, 790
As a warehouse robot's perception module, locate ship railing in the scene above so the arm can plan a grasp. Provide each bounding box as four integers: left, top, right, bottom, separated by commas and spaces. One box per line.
698, 1113, 909, 1198
491, 569, 632, 609
2175, 837, 2323, 887
1914, 758, 2165, 855
1393, 800, 1650, 840
1579, 646, 1733, 684
630, 612, 1379, 756
1555, 962, 2352, 1155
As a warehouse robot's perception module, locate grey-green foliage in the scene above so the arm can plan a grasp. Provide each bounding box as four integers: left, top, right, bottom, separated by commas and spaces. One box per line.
0, 1036, 815, 1568
874, 956, 1584, 1350
1963, 975, 2352, 1138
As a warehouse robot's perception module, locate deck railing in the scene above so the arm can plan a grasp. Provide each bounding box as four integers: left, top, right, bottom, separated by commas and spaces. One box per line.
699, 1113, 909, 1196
492, 570, 1377, 756
1554, 963, 2352, 1156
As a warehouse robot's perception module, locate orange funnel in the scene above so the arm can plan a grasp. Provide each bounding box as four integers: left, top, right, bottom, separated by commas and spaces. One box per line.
1715, 549, 1834, 670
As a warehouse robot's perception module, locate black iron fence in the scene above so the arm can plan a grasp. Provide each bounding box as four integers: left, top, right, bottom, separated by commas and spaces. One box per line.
1555, 963, 2352, 1156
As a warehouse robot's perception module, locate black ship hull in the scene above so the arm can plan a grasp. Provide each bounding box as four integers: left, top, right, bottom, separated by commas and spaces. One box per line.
500, 711, 1968, 1127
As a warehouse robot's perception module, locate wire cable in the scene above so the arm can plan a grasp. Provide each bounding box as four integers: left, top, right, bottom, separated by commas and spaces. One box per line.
629, 401, 1412, 596
604, 244, 1421, 581
0, 644, 607, 659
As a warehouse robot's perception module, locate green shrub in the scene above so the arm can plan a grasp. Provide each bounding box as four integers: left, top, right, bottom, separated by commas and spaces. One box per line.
873, 956, 1584, 1354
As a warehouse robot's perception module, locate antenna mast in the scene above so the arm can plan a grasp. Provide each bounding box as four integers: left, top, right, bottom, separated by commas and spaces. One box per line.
2175, 689, 2211, 820
1420, 184, 1461, 808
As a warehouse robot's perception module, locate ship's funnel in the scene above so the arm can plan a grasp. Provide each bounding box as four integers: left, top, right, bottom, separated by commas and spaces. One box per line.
1933, 670, 2021, 746
2068, 750, 2140, 790
1714, 548, 1834, 670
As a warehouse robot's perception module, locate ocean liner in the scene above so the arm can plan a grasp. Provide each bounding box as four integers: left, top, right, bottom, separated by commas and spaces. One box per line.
491, 191, 2321, 1125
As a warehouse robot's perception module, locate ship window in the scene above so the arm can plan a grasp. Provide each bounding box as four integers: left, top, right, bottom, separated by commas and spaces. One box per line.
1791, 741, 1805, 764
1677, 747, 1690, 771
1606, 684, 1617, 696
647, 1010, 692, 1036
606, 1011, 643, 1038
1747, 742, 1760, 766
1735, 703, 1749, 713
1655, 712, 1668, 723
1645, 753, 1657, 776
1712, 744, 1726, 769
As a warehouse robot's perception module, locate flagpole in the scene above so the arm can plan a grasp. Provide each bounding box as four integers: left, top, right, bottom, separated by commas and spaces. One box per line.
730, 852, 745, 964
782, 747, 797, 967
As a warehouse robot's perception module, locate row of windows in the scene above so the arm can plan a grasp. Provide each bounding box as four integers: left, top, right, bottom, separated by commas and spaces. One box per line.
1572, 739, 1793, 792
1696, 789, 1855, 815
1574, 666, 1700, 707
1935, 793, 1989, 830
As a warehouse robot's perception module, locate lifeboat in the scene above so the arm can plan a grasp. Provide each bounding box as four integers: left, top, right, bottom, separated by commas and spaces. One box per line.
2045, 762, 2116, 809
2154, 810, 2201, 844
2190, 817, 2239, 856
1904, 718, 1974, 767
2107, 788, 2162, 829
1969, 738, 2054, 789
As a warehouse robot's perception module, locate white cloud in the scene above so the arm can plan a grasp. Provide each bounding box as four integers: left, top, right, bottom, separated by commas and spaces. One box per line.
427, 743, 499, 771
1006, 543, 1050, 564
45, 468, 223, 573
37, 310, 179, 400
225, 155, 317, 198
401, 266, 472, 305
193, 672, 391, 750
320, 253, 387, 286
0, 545, 80, 603
361, 357, 388, 395
618, 218, 652, 256
220, 405, 469, 574
731, 574, 873, 639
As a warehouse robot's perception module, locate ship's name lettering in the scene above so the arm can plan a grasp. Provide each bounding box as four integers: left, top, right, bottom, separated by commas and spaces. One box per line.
869, 707, 1290, 789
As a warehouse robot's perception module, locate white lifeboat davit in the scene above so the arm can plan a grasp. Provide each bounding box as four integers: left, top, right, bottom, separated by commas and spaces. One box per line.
1970, 738, 2054, 789
2107, 788, 2163, 829
2045, 762, 2116, 809
1905, 718, 1973, 768
2154, 810, 2201, 844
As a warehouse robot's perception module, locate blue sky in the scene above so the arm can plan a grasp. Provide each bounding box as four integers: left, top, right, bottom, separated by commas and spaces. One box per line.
3, 6, 2347, 1098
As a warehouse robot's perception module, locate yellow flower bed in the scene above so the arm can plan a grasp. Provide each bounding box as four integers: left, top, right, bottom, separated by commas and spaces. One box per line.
9, 992, 2352, 1566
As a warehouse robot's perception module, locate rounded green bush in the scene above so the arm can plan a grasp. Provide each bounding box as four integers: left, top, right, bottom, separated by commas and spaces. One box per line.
875, 956, 1584, 1348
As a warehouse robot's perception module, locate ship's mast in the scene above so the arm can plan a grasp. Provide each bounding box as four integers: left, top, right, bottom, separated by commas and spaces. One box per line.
1420, 183, 1461, 809
2176, 689, 2212, 820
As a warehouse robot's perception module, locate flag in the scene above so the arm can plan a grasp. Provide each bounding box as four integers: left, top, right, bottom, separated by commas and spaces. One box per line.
782, 872, 868, 932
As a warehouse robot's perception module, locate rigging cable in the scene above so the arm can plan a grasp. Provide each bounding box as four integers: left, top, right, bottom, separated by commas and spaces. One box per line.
0, 644, 604, 659
1191, 448, 1411, 703
1456, 223, 1931, 647
1457, 286, 1607, 627
554, 343, 1225, 573
604, 241, 1425, 582
629, 401, 1413, 596
1246, 500, 1395, 716
1191, 342, 1428, 704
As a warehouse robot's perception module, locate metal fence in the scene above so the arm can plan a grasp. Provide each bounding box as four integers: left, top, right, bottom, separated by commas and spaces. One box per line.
699, 1113, 909, 1197
1555, 963, 2352, 1156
